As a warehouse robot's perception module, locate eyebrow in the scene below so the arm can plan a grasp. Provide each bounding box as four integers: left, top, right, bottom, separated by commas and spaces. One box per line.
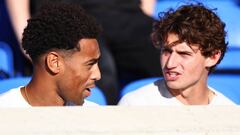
164, 40, 199, 53
164, 40, 183, 48
161, 46, 172, 51
86, 55, 101, 64
88, 58, 99, 63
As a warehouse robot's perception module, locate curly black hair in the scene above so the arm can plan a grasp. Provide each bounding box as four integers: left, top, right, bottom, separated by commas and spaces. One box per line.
22, 2, 101, 62
151, 3, 228, 72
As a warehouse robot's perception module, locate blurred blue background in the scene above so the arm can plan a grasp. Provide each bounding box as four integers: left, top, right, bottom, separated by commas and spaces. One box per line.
0, 0, 240, 105
154, 0, 240, 47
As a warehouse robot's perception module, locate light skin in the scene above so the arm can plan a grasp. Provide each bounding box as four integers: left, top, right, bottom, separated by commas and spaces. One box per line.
161, 33, 221, 105
21, 38, 101, 106
140, 0, 156, 16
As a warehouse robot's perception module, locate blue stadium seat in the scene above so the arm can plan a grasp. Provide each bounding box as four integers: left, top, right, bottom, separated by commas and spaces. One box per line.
208, 74, 240, 104
121, 76, 240, 104
217, 47, 240, 70
120, 77, 160, 98
0, 41, 14, 78
86, 87, 107, 105
0, 77, 107, 105
154, 0, 240, 46
0, 77, 31, 94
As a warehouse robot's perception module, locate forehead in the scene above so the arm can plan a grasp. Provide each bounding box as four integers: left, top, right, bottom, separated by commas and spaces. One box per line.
165, 33, 198, 51
78, 38, 100, 56
165, 33, 179, 45
79, 38, 98, 49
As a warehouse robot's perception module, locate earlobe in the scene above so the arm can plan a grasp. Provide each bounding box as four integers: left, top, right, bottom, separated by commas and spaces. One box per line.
205, 51, 221, 67
46, 52, 62, 74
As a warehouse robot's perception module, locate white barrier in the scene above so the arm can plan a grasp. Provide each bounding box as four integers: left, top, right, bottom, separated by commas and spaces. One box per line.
0, 106, 239, 135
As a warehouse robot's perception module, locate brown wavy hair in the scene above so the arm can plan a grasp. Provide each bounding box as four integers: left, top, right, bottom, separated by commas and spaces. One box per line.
151, 3, 228, 72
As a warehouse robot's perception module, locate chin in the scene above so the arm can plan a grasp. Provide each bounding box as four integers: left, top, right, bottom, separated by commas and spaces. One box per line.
70, 99, 84, 106
165, 81, 183, 90
77, 99, 84, 106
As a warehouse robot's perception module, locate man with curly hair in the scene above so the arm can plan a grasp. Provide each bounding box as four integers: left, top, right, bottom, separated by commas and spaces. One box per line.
0, 2, 101, 107
119, 3, 235, 105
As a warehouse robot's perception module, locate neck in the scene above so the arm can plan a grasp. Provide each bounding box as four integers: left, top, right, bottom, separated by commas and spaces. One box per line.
168, 85, 213, 105
23, 80, 65, 106
28, 67, 66, 106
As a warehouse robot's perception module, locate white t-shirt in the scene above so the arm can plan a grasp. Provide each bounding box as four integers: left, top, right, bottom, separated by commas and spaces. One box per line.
118, 79, 236, 106
0, 86, 98, 107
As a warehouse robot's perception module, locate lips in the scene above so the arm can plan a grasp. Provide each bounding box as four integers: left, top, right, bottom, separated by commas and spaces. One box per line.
83, 84, 95, 97
164, 71, 181, 81
84, 88, 91, 97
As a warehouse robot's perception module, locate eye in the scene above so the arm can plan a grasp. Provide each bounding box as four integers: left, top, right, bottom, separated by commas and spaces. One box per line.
178, 51, 192, 57
86, 62, 95, 69
161, 48, 172, 55
88, 62, 95, 66
179, 52, 187, 55
86, 60, 98, 70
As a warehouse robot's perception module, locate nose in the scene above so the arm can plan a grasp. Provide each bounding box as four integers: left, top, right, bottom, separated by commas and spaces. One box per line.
91, 64, 101, 81
166, 53, 179, 69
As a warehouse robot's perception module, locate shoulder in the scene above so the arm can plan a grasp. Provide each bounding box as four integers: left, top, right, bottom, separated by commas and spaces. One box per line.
82, 100, 99, 106
0, 86, 29, 107
209, 87, 236, 105
0, 87, 21, 100
66, 100, 99, 106
118, 79, 164, 106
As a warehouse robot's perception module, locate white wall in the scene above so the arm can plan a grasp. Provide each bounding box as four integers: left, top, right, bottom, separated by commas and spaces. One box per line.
0, 106, 239, 135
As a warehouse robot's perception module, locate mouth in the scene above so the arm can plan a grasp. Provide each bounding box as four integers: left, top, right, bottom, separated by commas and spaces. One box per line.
84, 88, 92, 97
83, 84, 96, 98
164, 71, 181, 81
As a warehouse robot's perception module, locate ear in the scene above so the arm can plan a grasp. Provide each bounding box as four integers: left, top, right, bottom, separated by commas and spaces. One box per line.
46, 51, 63, 74
205, 51, 221, 68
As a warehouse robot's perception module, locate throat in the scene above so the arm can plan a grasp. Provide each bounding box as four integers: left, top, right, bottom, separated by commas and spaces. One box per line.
170, 88, 214, 105
21, 86, 65, 106
177, 94, 209, 105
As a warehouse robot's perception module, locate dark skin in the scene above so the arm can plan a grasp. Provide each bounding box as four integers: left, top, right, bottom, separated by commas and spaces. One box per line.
20, 38, 101, 106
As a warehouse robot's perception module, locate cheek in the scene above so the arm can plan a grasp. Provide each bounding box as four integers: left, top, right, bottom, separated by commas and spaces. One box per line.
64, 67, 89, 88
72, 72, 90, 88
68, 74, 89, 97
65, 61, 92, 87
183, 59, 204, 75
160, 55, 167, 68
